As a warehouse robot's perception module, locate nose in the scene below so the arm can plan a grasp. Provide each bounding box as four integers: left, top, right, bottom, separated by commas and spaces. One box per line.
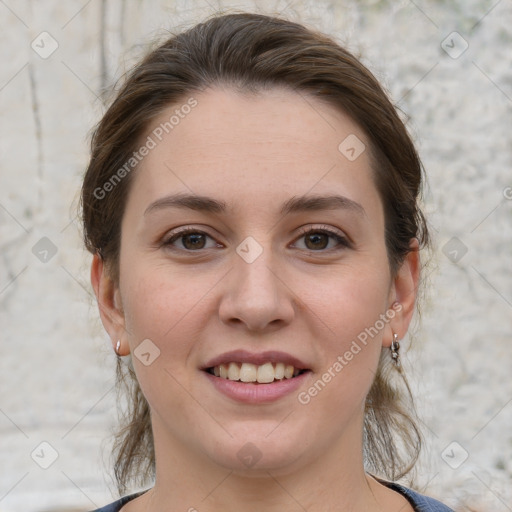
218, 243, 296, 332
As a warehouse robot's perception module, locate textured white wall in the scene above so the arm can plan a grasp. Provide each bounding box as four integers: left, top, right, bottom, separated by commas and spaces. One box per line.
0, 1, 511, 511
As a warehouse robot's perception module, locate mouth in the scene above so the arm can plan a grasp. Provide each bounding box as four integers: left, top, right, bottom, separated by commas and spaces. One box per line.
204, 362, 310, 384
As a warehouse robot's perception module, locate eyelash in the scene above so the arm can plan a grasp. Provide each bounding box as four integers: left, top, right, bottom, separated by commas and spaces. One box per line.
161, 225, 350, 253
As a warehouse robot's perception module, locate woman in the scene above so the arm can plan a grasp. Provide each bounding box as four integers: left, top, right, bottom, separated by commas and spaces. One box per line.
81, 11, 454, 511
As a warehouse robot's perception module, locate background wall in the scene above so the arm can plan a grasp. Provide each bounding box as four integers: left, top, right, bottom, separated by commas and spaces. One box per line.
0, 1, 511, 511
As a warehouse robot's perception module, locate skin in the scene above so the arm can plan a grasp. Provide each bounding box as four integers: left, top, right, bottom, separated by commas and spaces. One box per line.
91, 86, 419, 512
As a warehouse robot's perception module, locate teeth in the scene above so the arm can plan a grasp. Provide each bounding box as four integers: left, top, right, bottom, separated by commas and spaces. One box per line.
211, 362, 302, 383
275, 362, 285, 380
240, 362, 257, 382
228, 362, 239, 380
257, 362, 274, 383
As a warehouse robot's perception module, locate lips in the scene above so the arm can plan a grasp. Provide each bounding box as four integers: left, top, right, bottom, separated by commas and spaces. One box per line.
203, 366, 310, 403
200, 350, 311, 402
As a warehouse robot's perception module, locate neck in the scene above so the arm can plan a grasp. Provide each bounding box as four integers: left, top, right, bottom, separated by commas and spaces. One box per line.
141, 415, 384, 512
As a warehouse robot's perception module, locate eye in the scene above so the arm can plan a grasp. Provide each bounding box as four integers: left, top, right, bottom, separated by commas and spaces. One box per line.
162, 228, 220, 251
161, 225, 350, 253
293, 225, 350, 251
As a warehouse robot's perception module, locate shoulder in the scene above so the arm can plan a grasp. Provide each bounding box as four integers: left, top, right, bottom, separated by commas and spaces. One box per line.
89, 491, 147, 512
384, 481, 455, 512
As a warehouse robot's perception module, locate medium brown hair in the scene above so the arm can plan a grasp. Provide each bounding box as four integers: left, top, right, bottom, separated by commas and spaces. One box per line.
81, 11, 429, 495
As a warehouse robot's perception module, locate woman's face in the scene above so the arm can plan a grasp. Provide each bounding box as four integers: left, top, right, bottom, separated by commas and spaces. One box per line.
95, 86, 417, 475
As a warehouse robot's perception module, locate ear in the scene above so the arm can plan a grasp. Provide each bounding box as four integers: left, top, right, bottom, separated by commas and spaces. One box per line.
383, 238, 420, 347
90, 253, 130, 355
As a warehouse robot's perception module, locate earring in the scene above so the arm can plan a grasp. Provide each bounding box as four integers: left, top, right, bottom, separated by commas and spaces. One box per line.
115, 340, 121, 355
390, 333, 401, 368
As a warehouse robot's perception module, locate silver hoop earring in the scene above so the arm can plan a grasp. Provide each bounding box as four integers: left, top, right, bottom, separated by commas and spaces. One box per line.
391, 333, 401, 368
115, 340, 121, 355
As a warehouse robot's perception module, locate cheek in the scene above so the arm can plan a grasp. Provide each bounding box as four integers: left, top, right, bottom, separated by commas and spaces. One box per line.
299, 264, 389, 397
118, 264, 205, 412
120, 260, 205, 340
298, 261, 390, 338
118, 265, 210, 401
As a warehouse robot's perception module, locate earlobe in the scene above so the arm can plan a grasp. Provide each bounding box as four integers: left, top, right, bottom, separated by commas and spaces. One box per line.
90, 253, 128, 354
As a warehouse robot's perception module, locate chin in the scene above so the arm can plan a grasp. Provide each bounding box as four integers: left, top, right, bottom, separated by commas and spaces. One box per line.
204, 429, 307, 474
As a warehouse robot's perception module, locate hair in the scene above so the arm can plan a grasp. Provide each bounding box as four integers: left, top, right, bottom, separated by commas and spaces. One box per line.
80, 11, 430, 495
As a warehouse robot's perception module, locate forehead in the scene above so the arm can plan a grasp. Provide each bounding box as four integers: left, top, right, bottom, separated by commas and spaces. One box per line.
126, 86, 381, 218
149, 86, 364, 160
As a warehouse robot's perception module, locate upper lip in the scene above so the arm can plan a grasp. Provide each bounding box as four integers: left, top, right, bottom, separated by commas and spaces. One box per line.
201, 350, 310, 371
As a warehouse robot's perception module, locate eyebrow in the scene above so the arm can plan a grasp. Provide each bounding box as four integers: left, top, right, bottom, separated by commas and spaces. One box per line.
144, 192, 366, 217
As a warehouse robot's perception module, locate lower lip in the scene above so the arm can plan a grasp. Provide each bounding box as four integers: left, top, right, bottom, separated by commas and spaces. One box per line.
203, 370, 311, 403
